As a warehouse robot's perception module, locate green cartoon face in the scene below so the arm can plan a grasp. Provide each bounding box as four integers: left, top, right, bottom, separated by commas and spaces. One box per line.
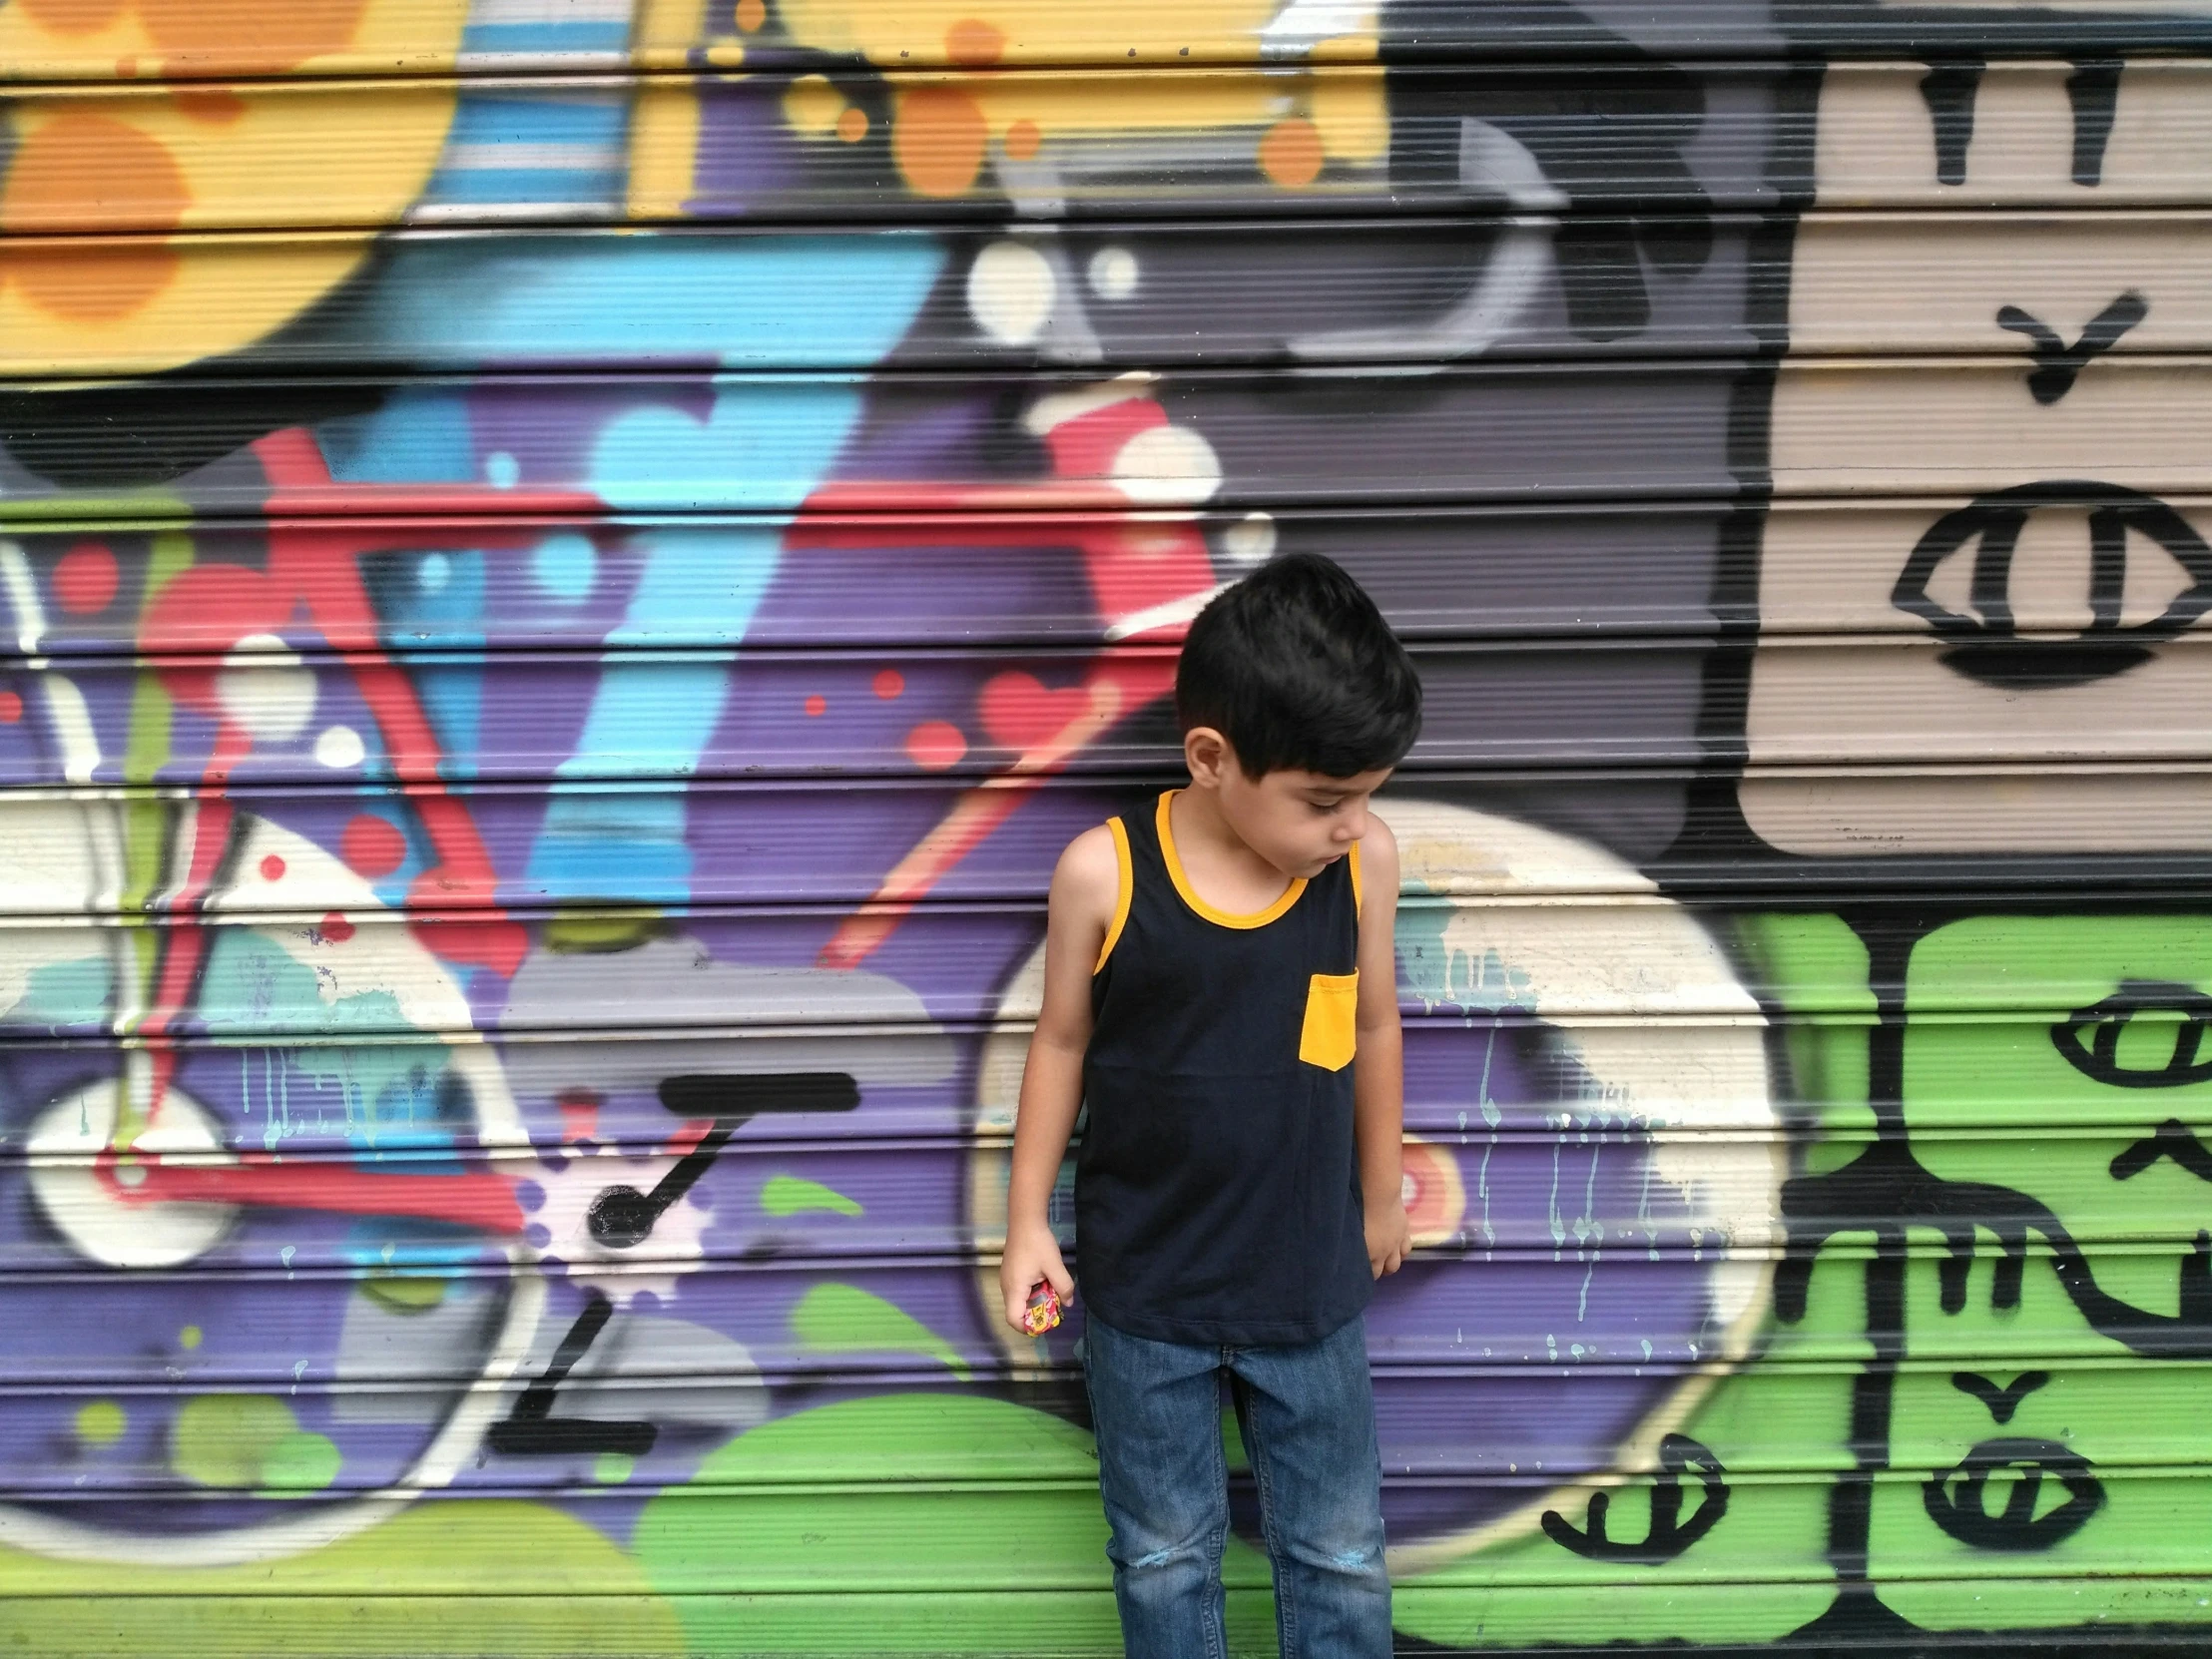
1874, 915, 2212, 1622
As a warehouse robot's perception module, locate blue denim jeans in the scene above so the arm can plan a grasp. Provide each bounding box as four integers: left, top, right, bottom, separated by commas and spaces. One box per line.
1080, 1312, 1391, 1659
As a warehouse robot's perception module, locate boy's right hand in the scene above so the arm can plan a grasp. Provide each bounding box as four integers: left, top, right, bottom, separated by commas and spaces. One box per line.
999, 1223, 1074, 1336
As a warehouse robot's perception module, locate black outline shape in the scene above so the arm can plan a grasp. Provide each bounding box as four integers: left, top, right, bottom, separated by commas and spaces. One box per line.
2065, 58, 2123, 187
487, 1290, 656, 1457
2053, 982, 2212, 1091
1540, 1433, 1730, 1564
491, 1070, 859, 1458
1891, 480, 2212, 689
1919, 59, 1984, 186
1995, 291, 2146, 404
2110, 1120, 2212, 1183
1950, 1370, 2049, 1424
1922, 1438, 2103, 1552
588, 1073, 860, 1247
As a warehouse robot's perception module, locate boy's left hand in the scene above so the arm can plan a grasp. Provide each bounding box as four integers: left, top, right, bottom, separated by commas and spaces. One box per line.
1366, 1198, 1410, 1279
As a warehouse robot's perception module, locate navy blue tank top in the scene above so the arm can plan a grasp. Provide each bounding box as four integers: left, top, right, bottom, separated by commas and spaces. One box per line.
1076, 790, 1372, 1347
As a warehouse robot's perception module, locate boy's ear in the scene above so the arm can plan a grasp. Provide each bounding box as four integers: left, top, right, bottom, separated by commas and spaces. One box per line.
1183, 726, 1232, 788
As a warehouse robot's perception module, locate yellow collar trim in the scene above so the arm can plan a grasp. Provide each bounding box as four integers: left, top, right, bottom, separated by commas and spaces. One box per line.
1156, 791, 1306, 930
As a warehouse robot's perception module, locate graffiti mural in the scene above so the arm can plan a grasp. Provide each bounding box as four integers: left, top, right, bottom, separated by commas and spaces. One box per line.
0, 0, 2209, 1651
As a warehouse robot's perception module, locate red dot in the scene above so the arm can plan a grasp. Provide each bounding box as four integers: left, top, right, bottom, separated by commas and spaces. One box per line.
340, 813, 407, 877
259, 853, 286, 881
318, 911, 355, 943
0, 690, 20, 723
905, 720, 968, 771
873, 668, 905, 700
53, 542, 119, 615
804, 694, 828, 718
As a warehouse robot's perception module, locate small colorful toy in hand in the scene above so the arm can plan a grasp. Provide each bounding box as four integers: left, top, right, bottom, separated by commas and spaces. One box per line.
1020, 1280, 1063, 1336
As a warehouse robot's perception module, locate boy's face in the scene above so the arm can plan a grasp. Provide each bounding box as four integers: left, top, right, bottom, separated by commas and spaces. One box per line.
1190, 730, 1393, 877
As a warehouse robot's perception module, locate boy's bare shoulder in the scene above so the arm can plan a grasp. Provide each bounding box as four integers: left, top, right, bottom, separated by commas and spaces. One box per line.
1053, 823, 1122, 902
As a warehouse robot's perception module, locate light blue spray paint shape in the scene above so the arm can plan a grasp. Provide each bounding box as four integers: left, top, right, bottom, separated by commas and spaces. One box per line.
361, 235, 945, 368
525, 524, 782, 901
375, 549, 486, 783
532, 532, 598, 600
499, 237, 940, 903
15, 957, 115, 1028
589, 379, 872, 513
320, 387, 476, 485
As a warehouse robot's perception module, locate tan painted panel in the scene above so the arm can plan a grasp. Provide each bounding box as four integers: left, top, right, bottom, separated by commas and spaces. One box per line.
1769, 358, 2212, 496
1815, 60, 2212, 207
1740, 767, 2212, 853
1789, 213, 2212, 354
1757, 494, 2212, 633
1746, 635, 2212, 762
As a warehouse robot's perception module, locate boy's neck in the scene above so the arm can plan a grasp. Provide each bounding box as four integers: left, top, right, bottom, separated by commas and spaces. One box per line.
1168, 785, 1295, 912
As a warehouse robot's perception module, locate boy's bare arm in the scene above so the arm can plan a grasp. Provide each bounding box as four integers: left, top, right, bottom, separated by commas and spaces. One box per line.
1354, 819, 1409, 1279
998, 825, 1118, 1333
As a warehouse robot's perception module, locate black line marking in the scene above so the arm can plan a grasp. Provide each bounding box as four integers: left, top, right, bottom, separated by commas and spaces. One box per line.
2110, 1120, 2212, 1184
2065, 57, 2122, 187
1540, 1434, 1730, 1564
1923, 1438, 2103, 1552
1920, 59, 1984, 186
1950, 1370, 2050, 1423
2056, 983, 2212, 1091
1995, 291, 2146, 404
489, 1290, 656, 1458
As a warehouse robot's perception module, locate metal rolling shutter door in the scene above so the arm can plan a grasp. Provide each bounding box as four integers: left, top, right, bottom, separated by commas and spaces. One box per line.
0, 3, 2207, 1654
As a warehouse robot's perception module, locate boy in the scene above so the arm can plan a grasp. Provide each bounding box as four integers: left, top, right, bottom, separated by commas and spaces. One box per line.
999, 552, 1422, 1658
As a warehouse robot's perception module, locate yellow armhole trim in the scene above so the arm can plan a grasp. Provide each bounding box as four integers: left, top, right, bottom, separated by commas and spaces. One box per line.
1095, 818, 1133, 973
1349, 840, 1365, 920
1156, 791, 1307, 930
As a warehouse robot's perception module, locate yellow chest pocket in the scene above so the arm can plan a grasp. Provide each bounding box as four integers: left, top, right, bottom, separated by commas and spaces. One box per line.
1299, 971, 1360, 1071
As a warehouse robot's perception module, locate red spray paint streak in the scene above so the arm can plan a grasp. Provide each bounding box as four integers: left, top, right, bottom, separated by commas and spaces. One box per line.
252, 427, 608, 979
125, 429, 609, 1122
803, 394, 1223, 969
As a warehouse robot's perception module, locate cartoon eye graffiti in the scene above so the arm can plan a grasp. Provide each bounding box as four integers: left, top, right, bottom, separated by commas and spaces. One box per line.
1922, 1438, 2104, 1552
1891, 481, 2212, 690
2051, 980, 2212, 1091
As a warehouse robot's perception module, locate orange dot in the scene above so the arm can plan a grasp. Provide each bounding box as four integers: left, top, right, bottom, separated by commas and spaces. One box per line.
835, 105, 869, 144
1, 114, 188, 321
137, 0, 368, 70
945, 17, 1005, 65
804, 694, 828, 718
18, 0, 128, 32
0, 690, 23, 724
3, 113, 190, 235
905, 720, 967, 771
892, 86, 987, 199
1003, 119, 1041, 161
735, 0, 767, 30
873, 669, 905, 700
173, 89, 248, 126
1258, 118, 1325, 189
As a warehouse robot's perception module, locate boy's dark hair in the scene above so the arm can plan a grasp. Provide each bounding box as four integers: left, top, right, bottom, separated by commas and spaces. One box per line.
1176, 552, 1422, 779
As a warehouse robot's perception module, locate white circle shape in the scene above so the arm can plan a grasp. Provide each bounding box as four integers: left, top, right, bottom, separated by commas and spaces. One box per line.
313, 725, 366, 770
1087, 245, 1139, 300
418, 552, 451, 594
216, 634, 316, 743
1111, 424, 1223, 505
1221, 511, 1278, 566
966, 241, 1056, 345
28, 1082, 236, 1269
